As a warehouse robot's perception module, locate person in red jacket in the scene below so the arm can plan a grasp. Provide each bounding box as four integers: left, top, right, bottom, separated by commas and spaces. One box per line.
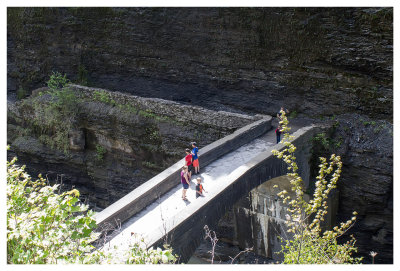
185, 148, 193, 180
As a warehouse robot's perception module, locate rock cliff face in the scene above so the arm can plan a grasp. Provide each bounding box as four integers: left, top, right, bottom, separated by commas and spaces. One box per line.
7, 85, 259, 209
7, 7, 392, 119
7, 7, 392, 263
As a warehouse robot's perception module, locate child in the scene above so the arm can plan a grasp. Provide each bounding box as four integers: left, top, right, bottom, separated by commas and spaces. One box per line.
181, 166, 190, 200
195, 177, 206, 198
191, 142, 200, 174
185, 148, 193, 180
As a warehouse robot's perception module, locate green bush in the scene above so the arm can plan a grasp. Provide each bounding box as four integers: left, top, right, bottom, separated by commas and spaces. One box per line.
312, 132, 330, 150
47, 71, 69, 91
7, 155, 99, 264
271, 110, 362, 264
30, 86, 77, 154
24, 72, 77, 154
7, 151, 178, 264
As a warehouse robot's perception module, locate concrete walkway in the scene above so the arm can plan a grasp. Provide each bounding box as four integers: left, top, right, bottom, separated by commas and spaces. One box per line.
102, 120, 303, 253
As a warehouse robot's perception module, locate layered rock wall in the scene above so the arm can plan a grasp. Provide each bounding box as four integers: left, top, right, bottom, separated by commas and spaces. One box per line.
7, 85, 259, 210
7, 7, 392, 119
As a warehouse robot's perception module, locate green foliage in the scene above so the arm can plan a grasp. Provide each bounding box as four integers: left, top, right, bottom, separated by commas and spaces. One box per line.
95, 144, 107, 161
47, 71, 70, 91
334, 137, 343, 148
312, 132, 342, 151
362, 120, 376, 126
93, 90, 116, 106
124, 242, 177, 264
29, 86, 77, 154
7, 155, 99, 264
147, 127, 161, 142
20, 72, 78, 154
271, 110, 362, 264
313, 132, 330, 150
95, 239, 177, 264
16, 87, 28, 100
7, 152, 177, 264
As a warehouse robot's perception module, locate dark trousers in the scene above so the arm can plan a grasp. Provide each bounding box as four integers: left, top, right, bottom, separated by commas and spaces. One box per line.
276, 134, 281, 143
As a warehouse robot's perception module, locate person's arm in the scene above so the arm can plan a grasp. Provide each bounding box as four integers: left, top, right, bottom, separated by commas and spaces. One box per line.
184, 173, 189, 184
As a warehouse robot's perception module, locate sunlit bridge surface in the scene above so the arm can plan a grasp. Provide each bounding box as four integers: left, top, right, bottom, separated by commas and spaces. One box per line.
103, 133, 276, 251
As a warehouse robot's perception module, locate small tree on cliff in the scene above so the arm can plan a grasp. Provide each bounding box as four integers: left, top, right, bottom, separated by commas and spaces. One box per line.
271, 111, 363, 264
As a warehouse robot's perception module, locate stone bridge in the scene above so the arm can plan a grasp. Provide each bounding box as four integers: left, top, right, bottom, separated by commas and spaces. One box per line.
94, 115, 320, 262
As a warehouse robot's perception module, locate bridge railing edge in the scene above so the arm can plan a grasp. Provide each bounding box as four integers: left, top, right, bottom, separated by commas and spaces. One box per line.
144, 124, 322, 262
94, 115, 272, 229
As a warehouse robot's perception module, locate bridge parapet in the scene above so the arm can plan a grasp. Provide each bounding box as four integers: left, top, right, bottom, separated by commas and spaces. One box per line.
95, 115, 272, 228
69, 84, 261, 130
145, 124, 320, 262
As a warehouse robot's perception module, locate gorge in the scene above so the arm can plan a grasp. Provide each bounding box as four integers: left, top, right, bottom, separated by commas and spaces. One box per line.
7, 7, 393, 263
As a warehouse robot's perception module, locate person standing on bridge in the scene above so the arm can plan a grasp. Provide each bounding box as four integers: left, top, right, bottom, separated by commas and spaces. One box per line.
191, 142, 200, 174
185, 148, 194, 180
275, 125, 282, 144
181, 166, 190, 201
277, 106, 289, 122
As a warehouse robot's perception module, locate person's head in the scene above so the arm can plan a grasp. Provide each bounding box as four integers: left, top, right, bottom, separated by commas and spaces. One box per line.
191, 142, 197, 147
280, 107, 284, 111
182, 165, 188, 172
185, 148, 191, 154
197, 177, 201, 184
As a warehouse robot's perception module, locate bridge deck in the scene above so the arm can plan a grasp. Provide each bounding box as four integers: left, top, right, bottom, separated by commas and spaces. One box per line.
103, 120, 303, 254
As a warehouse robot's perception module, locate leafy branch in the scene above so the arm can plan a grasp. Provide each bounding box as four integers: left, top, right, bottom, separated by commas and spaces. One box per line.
271, 110, 363, 264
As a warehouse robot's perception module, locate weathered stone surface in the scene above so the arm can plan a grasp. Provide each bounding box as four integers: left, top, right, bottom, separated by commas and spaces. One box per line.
7, 86, 259, 210
69, 129, 85, 151
7, 8, 392, 120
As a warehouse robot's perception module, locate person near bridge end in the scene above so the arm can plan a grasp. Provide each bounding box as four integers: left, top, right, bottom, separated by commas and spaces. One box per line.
277, 106, 289, 122
275, 125, 282, 144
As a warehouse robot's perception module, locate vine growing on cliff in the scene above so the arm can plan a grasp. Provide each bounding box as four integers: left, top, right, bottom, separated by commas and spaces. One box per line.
271, 110, 363, 264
